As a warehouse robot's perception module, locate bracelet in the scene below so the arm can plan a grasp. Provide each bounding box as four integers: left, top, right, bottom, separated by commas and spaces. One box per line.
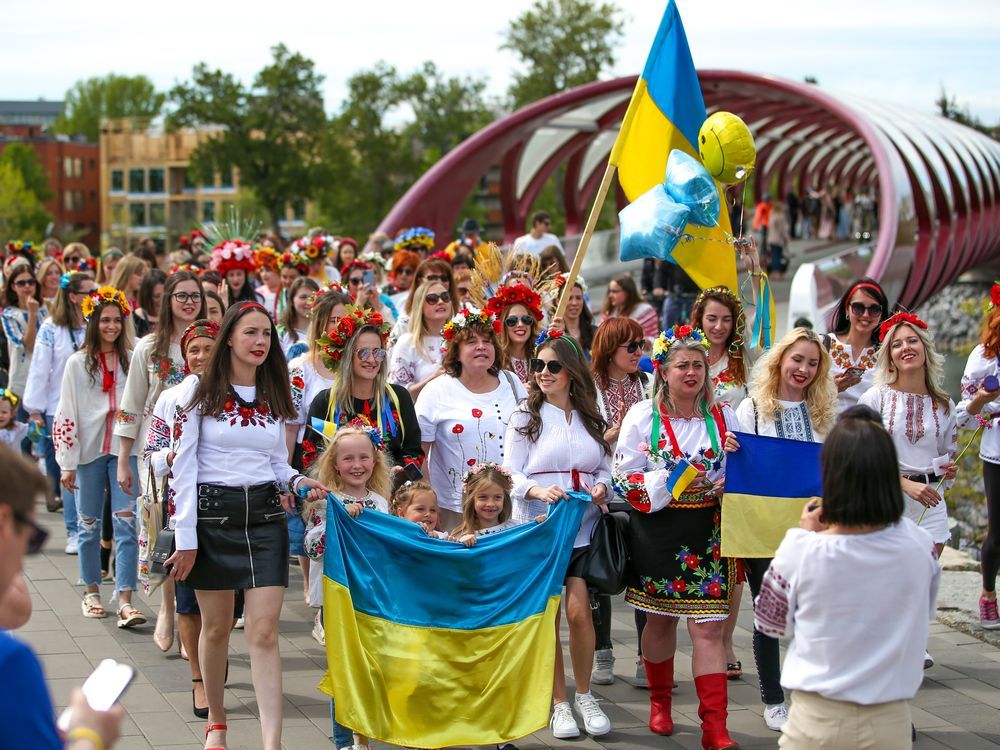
67, 727, 105, 750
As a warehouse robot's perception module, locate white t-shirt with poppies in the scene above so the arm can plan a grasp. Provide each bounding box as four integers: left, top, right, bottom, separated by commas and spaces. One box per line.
415, 372, 527, 512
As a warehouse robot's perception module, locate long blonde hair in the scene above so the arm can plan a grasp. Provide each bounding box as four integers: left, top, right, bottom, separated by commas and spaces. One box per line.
407, 280, 454, 361
311, 424, 391, 500
873, 321, 950, 412
749, 327, 837, 435
652, 341, 715, 416
109, 255, 149, 296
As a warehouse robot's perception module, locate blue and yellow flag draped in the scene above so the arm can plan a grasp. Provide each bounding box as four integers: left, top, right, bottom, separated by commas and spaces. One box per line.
722, 432, 823, 558
609, 0, 737, 294
321, 493, 588, 748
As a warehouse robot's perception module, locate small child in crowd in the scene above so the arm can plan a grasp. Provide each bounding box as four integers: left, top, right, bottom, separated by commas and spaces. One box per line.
0, 388, 28, 449
450, 463, 544, 547
391, 480, 443, 536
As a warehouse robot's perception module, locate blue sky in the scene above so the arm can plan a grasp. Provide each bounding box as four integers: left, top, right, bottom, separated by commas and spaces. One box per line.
3, 0, 998, 122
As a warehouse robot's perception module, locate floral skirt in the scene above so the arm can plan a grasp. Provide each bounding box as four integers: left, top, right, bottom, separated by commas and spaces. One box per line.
625, 488, 735, 620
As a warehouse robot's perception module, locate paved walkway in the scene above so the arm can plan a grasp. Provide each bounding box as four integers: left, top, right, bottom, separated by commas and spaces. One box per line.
20, 502, 1000, 750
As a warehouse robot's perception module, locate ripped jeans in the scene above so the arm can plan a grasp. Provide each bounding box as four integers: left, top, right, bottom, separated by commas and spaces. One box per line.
76, 454, 139, 593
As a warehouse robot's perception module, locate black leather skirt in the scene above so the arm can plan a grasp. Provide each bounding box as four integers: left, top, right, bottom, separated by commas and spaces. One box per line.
181, 482, 289, 591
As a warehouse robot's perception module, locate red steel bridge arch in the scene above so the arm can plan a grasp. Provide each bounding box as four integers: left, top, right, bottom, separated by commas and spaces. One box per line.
376, 71, 1000, 310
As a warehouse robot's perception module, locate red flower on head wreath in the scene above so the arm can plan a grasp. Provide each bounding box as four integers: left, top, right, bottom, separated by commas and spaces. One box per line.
484, 285, 544, 322
316, 304, 391, 369
990, 281, 1000, 310
878, 312, 928, 342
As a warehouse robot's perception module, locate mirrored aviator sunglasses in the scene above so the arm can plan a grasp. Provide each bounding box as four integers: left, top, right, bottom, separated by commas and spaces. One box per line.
357, 347, 387, 363
13, 511, 48, 555
529, 358, 563, 374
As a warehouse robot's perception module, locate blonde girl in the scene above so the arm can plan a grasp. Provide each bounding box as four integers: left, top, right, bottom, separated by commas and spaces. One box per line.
391, 480, 441, 534
109, 254, 150, 307
451, 463, 520, 546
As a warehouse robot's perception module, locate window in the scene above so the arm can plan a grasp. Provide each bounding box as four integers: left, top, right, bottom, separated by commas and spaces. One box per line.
291, 199, 306, 220
88, 159, 96, 170
74, 191, 84, 211
148, 168, 165, 193
111, 170, 124, 192
128, 169, 144, 193
73, 158, 82, 178
129, 203, 146, 227
111, 203, 126, 227
63, 191, 74, 211
148, 202, 166, 226
63, 158, 73, 178
220, 169, 234, 189
201, 201, 215, 222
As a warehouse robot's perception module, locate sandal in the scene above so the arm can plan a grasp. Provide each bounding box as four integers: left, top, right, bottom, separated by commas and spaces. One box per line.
117, 602, 147, 629
192, 678, 209, 719
81, 592, 106, 619
726, 660, 743, 680
205, 722, 227, 750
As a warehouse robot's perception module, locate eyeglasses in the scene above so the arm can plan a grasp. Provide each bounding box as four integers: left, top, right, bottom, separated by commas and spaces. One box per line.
63, 256, 80, 265
505, 315, 535, 327
529, 358, 564, 374
13, 278, 37, 288
395, 267, 415, 276
423, 274, 448, 283
849, 302, 882, 318
12, 510, 48, 555
348, 276, 366, 286
425, 292, 451, 304
618, 340, 643, 354
356, 347, 387, 362
171, 292, 203, 304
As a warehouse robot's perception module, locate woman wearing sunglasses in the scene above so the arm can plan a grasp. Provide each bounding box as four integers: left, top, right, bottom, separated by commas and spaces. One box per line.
1, 261, 46, 416
825, 277, 889, 411
485, 285, 544, 385
389, 280, 456, 399
503, 329, 613, 741
390, 257, 455, 341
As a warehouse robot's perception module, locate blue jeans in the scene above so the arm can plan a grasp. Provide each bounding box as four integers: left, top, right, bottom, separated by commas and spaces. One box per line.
76, 454, 139, 592
45, 414, 77, 537
329, 697, 353, 747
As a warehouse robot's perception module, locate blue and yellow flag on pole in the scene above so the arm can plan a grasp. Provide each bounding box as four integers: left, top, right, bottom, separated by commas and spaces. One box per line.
321, 493, 588, 748
609, 0, 737, 293
722, 432, 823, 558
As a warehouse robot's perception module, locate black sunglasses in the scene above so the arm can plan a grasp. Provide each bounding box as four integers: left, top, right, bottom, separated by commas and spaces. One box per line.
13, 278, 37, 288
849, 302, 882, 318
423, 273, 448, 283
530, 358, 563, 374
13, 510, 48, 555
619, 340, 643, 354
348, 276, 366, 286
505, 315, 535, 328
425, 291, 451, 304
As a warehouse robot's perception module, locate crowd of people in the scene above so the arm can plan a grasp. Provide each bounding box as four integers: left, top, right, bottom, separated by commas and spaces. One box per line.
0, 216, 994, 750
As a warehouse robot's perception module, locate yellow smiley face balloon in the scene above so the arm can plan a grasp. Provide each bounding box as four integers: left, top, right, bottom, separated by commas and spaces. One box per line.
698, 111, 756, 185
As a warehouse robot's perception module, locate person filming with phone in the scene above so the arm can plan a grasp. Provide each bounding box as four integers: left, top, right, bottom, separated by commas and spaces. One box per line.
0, 443, 125, 750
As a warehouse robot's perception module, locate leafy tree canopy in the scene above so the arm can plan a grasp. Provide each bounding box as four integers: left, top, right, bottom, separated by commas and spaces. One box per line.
53, 74, 164, 142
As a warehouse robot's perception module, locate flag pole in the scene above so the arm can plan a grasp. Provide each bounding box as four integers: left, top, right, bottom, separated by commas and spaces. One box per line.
554, 162, 618, 321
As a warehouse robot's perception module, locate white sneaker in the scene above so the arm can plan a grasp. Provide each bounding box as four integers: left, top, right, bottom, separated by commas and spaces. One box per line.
764, 702, 788, 731
312, 614, 326, 646
924, 651, 934, 669
549, 700, 579, 739
592, 648, 615, 685
234, 616, 245, 630
65, 534, 79, 555
574, 691, 611, 736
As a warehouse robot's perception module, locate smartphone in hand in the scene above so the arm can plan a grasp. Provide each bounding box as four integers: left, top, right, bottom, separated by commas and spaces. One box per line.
57, 659, 135, 731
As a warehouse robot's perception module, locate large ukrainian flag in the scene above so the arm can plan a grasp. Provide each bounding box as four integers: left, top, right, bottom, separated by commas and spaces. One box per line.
320, 493, 587, 748
610, 0, 737, 293
722, 432, 823, 558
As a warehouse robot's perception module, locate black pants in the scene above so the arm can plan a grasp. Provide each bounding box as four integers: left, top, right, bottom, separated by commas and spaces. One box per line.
745, 557, 784, 705
982, 460, 1000, 592
592, 595, 647, 654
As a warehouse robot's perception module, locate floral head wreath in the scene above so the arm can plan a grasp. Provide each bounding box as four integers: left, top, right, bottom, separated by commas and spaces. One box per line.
170, 263, 201, 276
394, 227, 436, 252
341, 259, 373, 281
534, 328, 584, 360
989, 281, 1000, 311
878, 311, 928, 343
210, 241, 256, 276
298, 234, 334, 261
82, 286, 131, 320
5, 240, 38, 262
253, 246, 281, 272
317, 304, 391, 367
307, 282, 348, 311
0, 387, 19, 408
278, 247, 310, 274
462, 461, 512, 486
554, 272, 588, 295
484, 284, 543, 322
694, 285, 746, 354
650, 325, 710, 370
441, 306, 500, 342
343, 416, 386, 452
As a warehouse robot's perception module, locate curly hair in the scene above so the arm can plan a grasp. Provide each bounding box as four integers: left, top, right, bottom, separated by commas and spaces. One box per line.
390, 480, 437, 517
983, 306, 1000, 359
689, 287, 747, 386
749, 327, 837, 436
497, 301, 542, 368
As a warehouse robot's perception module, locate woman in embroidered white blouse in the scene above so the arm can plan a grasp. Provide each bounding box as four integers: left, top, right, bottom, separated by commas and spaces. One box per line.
388, 280, 455, 399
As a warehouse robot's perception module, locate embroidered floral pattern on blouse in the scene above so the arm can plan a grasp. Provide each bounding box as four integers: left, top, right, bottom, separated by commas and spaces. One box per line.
512, 357, 529, 385
219, 394, 276, 428
152, 356, 185, 386
52, 416, 76, 453
143, 414, 170, 461
774, 402, 815, 442
301, 438, 318, 469
289, 370, 306, 412
885, 389, 941, 445
828, 337, 877, 372
754, 568, 791, 638
600, 377, 645, 426
115, 410, 138, 426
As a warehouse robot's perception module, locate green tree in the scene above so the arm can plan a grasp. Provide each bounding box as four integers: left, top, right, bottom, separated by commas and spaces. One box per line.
0, 143, 53, 204
501, 0, 625, 108
53, 74, 164, 142
0, 162, 52, 242
936, 85, 999, 141
167, 44, 328, 236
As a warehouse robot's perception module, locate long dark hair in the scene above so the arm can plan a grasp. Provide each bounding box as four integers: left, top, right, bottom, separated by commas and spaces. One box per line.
189, 302, 294, 420
689, 287, 747, 385
2, 263, 43, 308
517, 336, 609, 454
828, 277, 889, 347
153, 271, 206, 357
280, 277, 320, 342
82, 300, 131, 384
137, 269, 167, 319
601, 273, 641, 318
225, 269, 259, 305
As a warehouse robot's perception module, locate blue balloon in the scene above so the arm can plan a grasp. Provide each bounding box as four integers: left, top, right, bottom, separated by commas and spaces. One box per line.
664, 149, 720, 228
618, 184, 691, 262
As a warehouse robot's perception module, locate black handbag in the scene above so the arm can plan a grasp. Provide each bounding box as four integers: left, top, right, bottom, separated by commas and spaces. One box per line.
149, 528, 175, 577
582, 510, 630, 595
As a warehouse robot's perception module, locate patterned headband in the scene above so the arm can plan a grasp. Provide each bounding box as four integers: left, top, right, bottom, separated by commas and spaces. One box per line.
180, 319, 221, 355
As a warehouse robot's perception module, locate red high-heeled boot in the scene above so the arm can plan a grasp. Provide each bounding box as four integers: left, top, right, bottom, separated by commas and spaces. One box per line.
644, 657, 674, 735
694, 673, 739, 750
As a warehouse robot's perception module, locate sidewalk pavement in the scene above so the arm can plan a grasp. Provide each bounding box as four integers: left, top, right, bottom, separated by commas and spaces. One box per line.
20, 502, 1000, 750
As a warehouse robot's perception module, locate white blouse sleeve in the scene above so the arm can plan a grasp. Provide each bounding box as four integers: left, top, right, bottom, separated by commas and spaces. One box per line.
22, 321, 54, 416
388, 334, 417, 386
288, 361, 307, 426
943, 400, 958, 465
612, 404, 673, 513
414, 379, 440, 442
115, 338, 152, 441
956, 345, 992, 429
169, 378, 202, 551
502, 408, 539, 508
144, 391, 173, 479
52, 355, 82, 470
268, 423, 297, 491
753, 528, 808, 639
734, 397, 755, 434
